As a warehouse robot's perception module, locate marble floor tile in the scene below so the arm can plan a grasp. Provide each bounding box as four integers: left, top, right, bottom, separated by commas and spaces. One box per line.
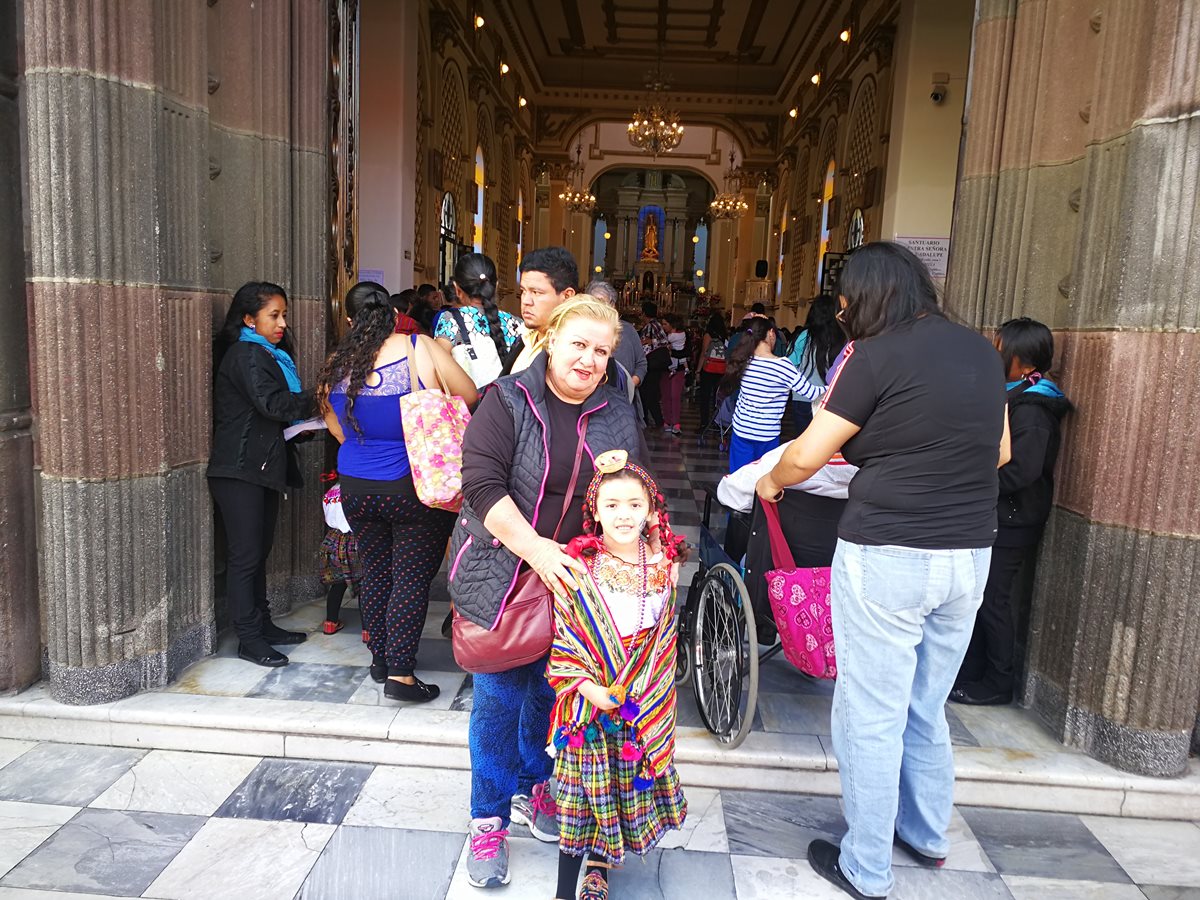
346, 669, 466, 712
342, 765, 470, 833
1003, 875, 1148, 899
756, 692, 833, 735
0, 889, 134, 899
271, 604, 328, 633
722, 789, 844, 858
162, 655, 271, 697
960, 807, 1132, 883
0, 741, 35, 772
444, 834, 558, 899
1082, 816, 1200, 886
755, 655, 836, 695
0, 744, 145, 806
730, 854, 850, 900
607, 847, 737, 899
449, 675, 474, 712
951, 704, 1068, 754
246, 662, 369, 704
145, 817, 335, 900
215, 758, 372, 825
657, 787, 729, 853
283, 633, 374, 667
0, 801, 78, 879
892, 808, 994, 874
299, 825, 463, 900
891, 867, 1014, 899
0, 808, 203, 896
1140, 888, 1200, 900
88, 749, 262, 816
411, 635, 467, 673
946, 704, 982, 748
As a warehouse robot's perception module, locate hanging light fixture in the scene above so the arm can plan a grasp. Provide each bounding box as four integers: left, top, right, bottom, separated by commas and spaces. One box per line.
627, 43, 684, 157
558, 141, 596, 214
709, 148, 749, 220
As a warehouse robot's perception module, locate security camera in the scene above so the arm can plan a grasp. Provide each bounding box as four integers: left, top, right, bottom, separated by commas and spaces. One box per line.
931, 71, 949, 105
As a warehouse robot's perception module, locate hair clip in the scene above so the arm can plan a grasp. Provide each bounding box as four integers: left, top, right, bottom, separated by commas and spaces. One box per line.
594, 449, 628, 475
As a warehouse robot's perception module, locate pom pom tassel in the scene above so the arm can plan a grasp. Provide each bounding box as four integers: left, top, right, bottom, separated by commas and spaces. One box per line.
600, 714, 621, 735
568, 730, 585, 749
584, 723, 600, 742
620, 697, 641, 722
553, 728, 570, 751
632, 763, 654, 791
620, 741, 643, 762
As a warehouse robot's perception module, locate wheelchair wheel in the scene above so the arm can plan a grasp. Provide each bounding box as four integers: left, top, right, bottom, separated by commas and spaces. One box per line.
689, 562, 758, 748
674, 579, 698, 686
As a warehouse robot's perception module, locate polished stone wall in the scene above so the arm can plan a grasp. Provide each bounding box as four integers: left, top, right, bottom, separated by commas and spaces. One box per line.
17, 0, 329, 704
946, 0, 1200, 776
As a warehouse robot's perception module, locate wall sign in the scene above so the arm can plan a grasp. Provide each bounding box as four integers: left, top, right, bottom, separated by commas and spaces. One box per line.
894, 235, 950, 279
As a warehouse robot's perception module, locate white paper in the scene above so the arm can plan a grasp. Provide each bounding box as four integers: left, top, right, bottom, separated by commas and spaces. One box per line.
894, 235, 950, 279
283, 416, 328, 441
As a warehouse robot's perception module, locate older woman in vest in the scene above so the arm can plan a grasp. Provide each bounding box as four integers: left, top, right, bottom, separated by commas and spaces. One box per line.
450, 297, 647, 890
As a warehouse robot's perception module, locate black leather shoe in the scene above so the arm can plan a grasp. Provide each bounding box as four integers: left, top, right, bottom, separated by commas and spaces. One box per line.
261, 624, 308, 645
238, 642, 289, 668
893, 833, 946, 868
384, 676, 441, 703
807, 839, 887, 900
949, 683, 1012, 706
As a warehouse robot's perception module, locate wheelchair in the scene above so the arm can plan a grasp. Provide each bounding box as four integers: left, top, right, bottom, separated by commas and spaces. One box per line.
676, 483, 844, 749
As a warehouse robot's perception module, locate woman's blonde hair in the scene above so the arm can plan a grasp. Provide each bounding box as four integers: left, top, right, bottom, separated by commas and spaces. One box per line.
545, 294, 621, 349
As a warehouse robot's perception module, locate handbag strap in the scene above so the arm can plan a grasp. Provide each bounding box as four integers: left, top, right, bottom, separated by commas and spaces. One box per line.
761, 499, 797, 570
447, 307, 478, 360
551, 418, 589, 542
406, 334, 454, 396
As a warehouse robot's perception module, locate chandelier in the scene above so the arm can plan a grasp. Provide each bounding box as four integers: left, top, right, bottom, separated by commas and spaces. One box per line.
558, 142, 596, 214
627, 53, 684, 157
709, 150, 749, 220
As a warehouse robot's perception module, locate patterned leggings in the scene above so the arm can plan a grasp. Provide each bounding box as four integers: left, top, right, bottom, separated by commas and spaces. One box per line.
342, 489, 454, 675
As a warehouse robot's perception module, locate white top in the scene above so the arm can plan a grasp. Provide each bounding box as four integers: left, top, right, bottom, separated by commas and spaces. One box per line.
588, 550, 674, 638
732, 355, 825, 441
716, 443, 858, 512
323, 484, 352, 533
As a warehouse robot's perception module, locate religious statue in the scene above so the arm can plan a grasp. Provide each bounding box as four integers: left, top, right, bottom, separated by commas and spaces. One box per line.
641, 216, 660, 261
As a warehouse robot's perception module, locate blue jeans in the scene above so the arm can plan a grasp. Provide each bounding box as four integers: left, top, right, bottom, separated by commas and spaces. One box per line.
729, 432, 778, 473
830, 539, 990, 897
469, 656, 555, 826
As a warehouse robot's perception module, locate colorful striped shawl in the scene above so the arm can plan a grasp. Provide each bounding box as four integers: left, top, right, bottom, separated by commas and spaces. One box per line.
547, 565, 679, 779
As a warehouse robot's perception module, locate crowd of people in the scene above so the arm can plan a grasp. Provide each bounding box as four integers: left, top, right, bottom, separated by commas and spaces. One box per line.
206, 241, 1071, 900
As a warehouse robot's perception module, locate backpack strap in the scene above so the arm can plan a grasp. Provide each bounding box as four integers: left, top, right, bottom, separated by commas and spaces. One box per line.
447, 307, 478, 361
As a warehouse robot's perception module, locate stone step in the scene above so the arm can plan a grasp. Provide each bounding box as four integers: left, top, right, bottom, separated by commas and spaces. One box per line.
1, 683, 1197, 821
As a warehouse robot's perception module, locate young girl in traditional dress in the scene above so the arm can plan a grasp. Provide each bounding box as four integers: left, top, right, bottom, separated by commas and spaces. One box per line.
317, 473, 361, 636
548, 450, 689, 900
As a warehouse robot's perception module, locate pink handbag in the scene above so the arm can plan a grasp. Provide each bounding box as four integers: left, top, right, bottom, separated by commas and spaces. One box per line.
762, 501, 837, 679
401, 336, 470, 512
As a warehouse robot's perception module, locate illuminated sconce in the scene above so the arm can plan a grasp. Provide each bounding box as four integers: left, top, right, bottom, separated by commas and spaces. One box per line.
839, 28, 851, 43
788, 108, 798, 118
518, 96, 527, 108
603, 231, 611, 240
474, 14, 485, 29
500, 62, 510, 75
594, 265, 602, 273
692, 235, 700, 244
695, 269, 704, 277
811, 72, 821, 86
698, 286, 706, 294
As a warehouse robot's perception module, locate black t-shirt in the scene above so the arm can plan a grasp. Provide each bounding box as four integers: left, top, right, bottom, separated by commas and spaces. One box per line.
821, 315, 1006, 549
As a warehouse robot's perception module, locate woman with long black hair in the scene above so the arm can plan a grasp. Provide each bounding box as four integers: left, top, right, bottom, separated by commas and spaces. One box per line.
756, 242, 1010, 899
318, 281, 477, 702
788, 296, 846, 433
435, 253, 521, 389
208, 282, 317, 668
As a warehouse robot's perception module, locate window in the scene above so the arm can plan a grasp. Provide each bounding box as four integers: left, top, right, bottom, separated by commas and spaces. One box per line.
693, 221, 709, 293
776, 204, 788, 297
439, 192, 457, 287
816, 160, 836, 290
848, 208, 865, 250
473, 146, 485, 253
516, 188, 524, 271
592, 218, 608, 277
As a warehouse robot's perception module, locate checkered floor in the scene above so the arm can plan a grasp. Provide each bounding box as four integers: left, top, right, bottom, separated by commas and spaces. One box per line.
2, 735, 1199, 898
5, 397, 1197, 898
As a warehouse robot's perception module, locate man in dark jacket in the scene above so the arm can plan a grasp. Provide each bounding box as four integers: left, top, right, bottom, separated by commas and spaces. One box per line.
953, 318, 1073, 705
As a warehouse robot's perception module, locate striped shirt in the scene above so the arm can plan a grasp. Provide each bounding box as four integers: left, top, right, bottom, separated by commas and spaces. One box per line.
732, 355, 824, 441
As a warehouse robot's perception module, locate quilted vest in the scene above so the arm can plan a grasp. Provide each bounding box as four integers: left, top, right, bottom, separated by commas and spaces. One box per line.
448, 353, 641, 631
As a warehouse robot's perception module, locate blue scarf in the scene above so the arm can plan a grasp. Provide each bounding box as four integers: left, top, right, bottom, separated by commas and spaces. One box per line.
1007, 373, 1064, 399
239, 326, 302, 393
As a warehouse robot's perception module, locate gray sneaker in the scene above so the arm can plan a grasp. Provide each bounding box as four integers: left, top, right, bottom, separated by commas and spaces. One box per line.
467, 817, 510, 888
510, 779, 559, 842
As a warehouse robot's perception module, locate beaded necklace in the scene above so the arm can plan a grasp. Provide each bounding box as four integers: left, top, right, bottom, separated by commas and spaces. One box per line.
600, 536, 649, 633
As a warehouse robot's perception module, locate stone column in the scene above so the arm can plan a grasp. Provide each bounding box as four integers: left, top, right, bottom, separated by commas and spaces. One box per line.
946, 0, 1200, 776
0, 0, 39, 694
22, 0, 328, 704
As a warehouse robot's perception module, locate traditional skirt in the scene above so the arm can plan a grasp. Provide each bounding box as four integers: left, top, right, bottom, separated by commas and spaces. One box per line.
554, 721, 687, 865
318, 528, 361, 585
